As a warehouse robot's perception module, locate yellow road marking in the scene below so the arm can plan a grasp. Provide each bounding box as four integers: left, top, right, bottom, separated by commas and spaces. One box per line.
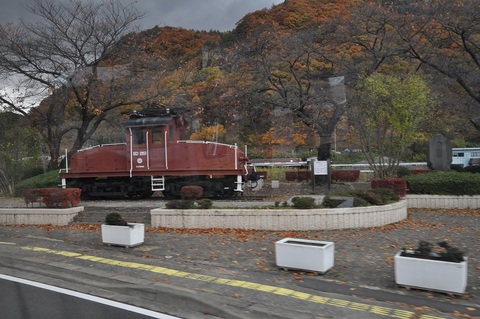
0, 242, 16, 245
14, 245, 447, 319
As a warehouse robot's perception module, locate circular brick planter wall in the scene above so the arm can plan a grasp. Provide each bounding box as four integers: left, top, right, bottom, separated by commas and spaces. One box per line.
151, 200, 407, 231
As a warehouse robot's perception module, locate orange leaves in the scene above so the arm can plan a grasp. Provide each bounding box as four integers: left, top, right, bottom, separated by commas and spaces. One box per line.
256, 262, 267, 270
384, 256, 394, 266
189, 124, 226, 141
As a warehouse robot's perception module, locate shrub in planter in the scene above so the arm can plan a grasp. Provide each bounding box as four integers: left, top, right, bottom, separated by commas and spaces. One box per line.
23, 189, 43, 207
105, 212, 128, 226
43, 188, 81, 208
165, 199, 195, 209
406, 171, 480, 195
22, 188, 81, 208
102, 213, 144, 247
354, 190, 384, 205
15, 170, 59, 196
291, 197, 316, 209
321, 197, 347, 208
395, 241, 467, 294
197, 198, 213, 209
368, 188, 400, 203
323, 189, 399, 208
371, 178, 406, 197
400, 241, 464, 262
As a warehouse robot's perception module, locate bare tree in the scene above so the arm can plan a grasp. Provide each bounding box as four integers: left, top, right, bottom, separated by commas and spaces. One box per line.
0, 0, 162, 169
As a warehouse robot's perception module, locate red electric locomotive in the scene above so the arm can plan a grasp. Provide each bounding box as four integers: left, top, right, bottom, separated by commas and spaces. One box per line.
59, 107, 249, 198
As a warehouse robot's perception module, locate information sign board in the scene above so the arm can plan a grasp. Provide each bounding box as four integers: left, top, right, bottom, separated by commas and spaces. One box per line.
313, 160, 328, 175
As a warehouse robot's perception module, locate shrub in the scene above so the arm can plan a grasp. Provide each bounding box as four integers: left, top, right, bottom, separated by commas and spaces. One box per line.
406, 171, 480, 195
331, 170, 360, 182
321, 197, 347, 208
43, 188, 81, 208
396, 167, 411, 178
297, 170, 311, 181
354, 190, 384, 205
322, 189, 399, 208
105, 212, 128, 226
285, 171, 298, 181
261, 167, 287, 182
22, 188, 81, 208
165, 199, 195, 209
410, 169, 430, 175
371, 178, 406, 197
291, 197, 316, 209
400, 241, 464, 263
463, 165, 480, 174
196, 198, 213, 209
450, 164, 464, 172
369, 188, 400, 203
15, 170, 59, 196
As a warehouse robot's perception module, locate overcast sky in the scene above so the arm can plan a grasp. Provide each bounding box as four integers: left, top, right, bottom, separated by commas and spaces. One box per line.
0, 0, 284, 31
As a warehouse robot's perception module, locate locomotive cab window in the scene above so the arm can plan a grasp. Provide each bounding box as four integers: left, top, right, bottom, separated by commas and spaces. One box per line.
152, 127, 164, 144
133, 128, 146, 145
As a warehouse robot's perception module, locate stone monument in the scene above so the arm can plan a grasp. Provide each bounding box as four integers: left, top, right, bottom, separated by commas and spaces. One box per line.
427, 133, 452, 171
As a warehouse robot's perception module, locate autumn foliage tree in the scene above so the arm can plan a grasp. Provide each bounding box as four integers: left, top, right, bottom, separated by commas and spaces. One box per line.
189, 124, 227, 142
351, 73, 432, 178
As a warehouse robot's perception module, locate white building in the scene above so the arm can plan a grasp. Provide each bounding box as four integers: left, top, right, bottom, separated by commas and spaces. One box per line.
452, 148, 480, 167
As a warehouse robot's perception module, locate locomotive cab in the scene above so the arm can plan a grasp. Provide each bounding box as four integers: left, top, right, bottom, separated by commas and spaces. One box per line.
123, 114, 187, 174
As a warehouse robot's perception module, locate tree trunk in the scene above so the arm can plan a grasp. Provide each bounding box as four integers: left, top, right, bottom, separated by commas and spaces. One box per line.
318, 135, 332, 160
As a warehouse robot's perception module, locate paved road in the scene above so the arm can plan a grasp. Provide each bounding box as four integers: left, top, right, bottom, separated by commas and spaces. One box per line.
0, 274, 180, 319
0, 197, 478, 319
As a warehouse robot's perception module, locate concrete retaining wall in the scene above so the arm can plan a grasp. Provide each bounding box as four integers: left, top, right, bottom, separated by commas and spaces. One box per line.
151, 200, 407, 231
0, 207, 84, 226
406, 195, 480, 209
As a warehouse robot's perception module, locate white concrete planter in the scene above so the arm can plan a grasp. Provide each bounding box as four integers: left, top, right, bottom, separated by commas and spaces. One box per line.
275, 238, 334, 274
151, 200, 407, 231
101, 223, 145, 247
394, 251, 468, 294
